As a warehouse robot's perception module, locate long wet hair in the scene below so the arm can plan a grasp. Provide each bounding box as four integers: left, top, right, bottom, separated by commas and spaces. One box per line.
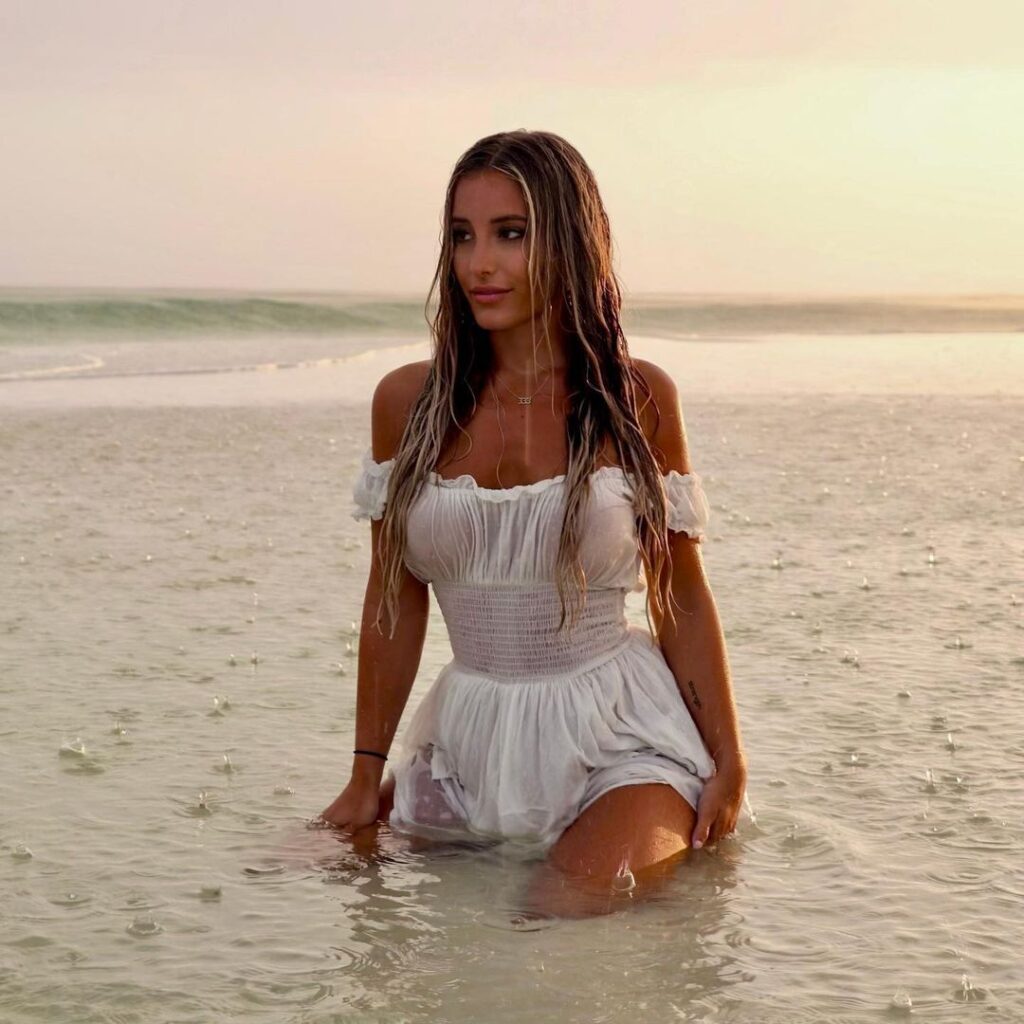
372, 129, 682, 639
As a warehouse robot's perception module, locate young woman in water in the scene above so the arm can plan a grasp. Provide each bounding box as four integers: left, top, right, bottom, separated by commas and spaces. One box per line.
319, 129, 747, 917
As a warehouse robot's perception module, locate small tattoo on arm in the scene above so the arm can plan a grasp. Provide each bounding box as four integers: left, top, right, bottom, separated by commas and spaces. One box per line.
687, 679, 703, 709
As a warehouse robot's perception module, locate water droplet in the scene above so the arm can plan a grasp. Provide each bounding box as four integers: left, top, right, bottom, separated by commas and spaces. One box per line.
954, 973, 986, 1002
889, 990, 913, 1013
127, 912, 162, 937
611, 860, 637, 894
59, 736, 87, 757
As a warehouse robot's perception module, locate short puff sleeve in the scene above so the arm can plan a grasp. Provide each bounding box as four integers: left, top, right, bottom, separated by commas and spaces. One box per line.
663, 470, 710, 541
352, 448, 395, 522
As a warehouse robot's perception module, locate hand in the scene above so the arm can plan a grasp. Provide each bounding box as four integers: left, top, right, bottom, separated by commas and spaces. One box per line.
691, 758, 747, 850
318, 779, 381, 834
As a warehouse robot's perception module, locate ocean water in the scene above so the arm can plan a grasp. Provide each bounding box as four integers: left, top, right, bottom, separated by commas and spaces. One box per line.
1, 293, 1022, 1022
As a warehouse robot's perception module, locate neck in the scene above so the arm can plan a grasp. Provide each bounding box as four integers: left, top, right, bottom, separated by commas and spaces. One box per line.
488, 304, 570, 382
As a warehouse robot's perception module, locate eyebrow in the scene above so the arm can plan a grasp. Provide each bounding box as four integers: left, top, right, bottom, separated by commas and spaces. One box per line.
451, 214, 527, 224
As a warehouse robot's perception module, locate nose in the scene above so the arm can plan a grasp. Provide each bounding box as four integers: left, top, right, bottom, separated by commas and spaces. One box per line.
467, 235, 496, 278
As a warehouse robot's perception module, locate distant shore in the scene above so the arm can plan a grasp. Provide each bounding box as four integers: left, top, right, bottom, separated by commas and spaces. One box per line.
0, 332, 1021, 411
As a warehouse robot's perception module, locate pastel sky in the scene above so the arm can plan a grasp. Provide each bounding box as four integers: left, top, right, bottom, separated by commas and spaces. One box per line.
3, 1, 1022, 295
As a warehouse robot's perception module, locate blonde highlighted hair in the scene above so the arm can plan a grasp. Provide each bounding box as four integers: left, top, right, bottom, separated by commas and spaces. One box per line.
372, 129, 680, 639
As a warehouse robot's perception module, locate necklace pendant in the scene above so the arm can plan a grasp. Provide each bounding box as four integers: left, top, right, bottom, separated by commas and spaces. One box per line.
517, 396, 532, 405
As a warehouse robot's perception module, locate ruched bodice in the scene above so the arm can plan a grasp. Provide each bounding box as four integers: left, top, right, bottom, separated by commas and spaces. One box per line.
349, 448, 719, 853
353, 450, 710, 590
432, 581, 630, 678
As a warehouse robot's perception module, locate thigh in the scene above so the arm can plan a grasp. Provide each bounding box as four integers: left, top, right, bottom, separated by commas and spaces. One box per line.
521, 783, 697, 919
549, 781, 697, 880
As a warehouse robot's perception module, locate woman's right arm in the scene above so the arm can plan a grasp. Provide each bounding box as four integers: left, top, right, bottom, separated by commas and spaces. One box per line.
319, 362, 432, 832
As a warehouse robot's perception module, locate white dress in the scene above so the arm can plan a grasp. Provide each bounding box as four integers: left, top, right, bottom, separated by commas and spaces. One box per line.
351, 450, 721, 856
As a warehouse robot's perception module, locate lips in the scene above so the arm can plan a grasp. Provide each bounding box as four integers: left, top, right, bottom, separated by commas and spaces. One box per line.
471, 288, 510, 296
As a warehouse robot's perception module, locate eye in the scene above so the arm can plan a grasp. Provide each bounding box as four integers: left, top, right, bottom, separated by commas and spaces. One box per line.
451, 226, 526, 245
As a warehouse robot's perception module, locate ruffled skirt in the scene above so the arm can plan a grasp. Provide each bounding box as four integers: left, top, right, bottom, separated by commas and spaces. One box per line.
387, 626, 719, 857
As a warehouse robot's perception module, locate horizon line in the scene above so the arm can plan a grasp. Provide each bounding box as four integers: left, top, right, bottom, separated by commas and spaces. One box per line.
1, 285, 1023, 304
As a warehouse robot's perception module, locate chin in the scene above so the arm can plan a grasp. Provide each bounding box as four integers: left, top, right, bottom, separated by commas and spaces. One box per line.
473, 312, 516, 330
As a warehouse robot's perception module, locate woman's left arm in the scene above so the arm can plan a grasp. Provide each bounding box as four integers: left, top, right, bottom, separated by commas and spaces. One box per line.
657, 536, 747, 847
634, 358, 748, 847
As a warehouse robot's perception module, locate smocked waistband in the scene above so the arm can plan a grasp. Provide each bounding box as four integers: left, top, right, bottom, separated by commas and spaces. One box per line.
431, 581, 630, 679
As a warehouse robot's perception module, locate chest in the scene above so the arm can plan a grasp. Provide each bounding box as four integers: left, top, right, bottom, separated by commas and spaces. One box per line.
403, 472, 643, 589
437, 409, 620, 490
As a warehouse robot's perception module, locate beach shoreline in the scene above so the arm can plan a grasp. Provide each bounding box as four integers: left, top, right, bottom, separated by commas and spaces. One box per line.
0, 331, 1021, 410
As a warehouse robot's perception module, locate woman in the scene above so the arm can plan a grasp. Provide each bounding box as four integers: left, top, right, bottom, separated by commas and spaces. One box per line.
319, 130, 748, 916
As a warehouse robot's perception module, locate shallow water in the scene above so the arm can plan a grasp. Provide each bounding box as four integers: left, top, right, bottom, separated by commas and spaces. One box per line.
1, 333, 1022, 1022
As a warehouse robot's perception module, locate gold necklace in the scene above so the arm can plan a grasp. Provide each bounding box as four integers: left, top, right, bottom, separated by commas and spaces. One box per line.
493, 370, 552, 406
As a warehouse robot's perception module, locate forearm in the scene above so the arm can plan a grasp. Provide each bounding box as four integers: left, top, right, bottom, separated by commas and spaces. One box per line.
350, 573, 429, 787
656, 583, 746, 769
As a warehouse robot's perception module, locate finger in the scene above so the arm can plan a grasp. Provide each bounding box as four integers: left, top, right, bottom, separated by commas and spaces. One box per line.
691, 805, 716, 849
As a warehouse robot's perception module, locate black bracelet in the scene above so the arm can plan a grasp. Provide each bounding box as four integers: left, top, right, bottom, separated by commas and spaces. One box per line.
353, 748, 388, 762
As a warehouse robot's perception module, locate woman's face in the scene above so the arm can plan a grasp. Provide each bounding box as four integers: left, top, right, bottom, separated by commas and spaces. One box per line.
450, 169, 543, 333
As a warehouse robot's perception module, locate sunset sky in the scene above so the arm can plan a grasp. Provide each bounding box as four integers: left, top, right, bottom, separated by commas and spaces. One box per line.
3, 1, 1022, 295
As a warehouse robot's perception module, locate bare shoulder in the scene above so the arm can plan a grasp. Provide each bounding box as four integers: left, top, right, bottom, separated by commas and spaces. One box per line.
370, 360, 432, 461
629, 357, 692, 473
631, 357, 679, 408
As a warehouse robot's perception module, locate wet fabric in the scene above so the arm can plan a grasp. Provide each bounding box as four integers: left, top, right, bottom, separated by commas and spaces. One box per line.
352, 451, 717, 855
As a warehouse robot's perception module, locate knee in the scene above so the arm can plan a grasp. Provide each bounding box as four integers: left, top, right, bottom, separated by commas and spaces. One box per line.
549, 838, 688, 890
